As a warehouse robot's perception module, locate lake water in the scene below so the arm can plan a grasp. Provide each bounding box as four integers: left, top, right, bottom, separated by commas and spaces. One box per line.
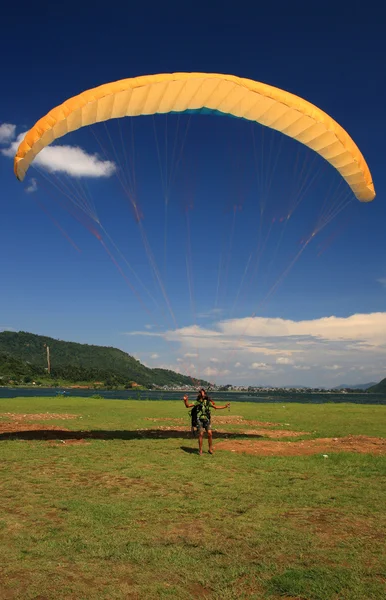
0, 387, 384, 404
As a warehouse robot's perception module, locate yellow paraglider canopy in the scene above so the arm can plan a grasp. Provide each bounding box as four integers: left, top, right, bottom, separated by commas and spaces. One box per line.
14, 72, 375, 201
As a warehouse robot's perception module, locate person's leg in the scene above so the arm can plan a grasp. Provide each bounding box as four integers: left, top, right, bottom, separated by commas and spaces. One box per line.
198, 428, 204, 455
207, 429, 213, 454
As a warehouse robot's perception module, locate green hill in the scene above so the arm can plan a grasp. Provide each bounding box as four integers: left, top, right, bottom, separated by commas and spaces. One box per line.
0, 352, 46, 383
368, 378, 386, 393
0, 331, 208, 388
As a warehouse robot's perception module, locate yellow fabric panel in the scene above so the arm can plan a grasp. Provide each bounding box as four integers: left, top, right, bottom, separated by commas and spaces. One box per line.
14, 72, 375, 201
81, 100, 99, 127
128, 86, 152, 116
152, 81, 175, 113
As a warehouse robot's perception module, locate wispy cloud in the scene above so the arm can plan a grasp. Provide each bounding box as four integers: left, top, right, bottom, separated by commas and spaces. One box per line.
2, 128, 116, 178
0, 123, 16, 144
150, 353, 159, 359
25, 178, 38, 193
377, 277, 386, 288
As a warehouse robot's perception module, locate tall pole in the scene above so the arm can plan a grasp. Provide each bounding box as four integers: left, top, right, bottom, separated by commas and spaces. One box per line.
46, 345, 51, 375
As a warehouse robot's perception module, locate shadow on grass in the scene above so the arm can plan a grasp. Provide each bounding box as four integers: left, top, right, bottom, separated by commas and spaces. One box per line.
180, 446, 200, 454
0, 428, 264, 442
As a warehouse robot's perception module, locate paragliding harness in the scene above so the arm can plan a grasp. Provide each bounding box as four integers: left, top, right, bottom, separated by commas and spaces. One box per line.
189, 396, 212, 435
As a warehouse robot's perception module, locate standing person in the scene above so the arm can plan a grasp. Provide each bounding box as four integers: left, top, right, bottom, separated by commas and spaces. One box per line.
183, 388, 230, 455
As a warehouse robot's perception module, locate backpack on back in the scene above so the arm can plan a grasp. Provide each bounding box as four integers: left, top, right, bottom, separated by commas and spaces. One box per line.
189, 397, 211, 432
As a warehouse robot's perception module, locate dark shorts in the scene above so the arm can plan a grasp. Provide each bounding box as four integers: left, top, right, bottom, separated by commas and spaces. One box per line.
196, 418, 212, 433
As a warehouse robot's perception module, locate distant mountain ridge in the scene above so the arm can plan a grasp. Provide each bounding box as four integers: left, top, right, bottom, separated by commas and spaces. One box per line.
368, 379, 386, 393
333, 382, 377, 390
0, 331, 208, 388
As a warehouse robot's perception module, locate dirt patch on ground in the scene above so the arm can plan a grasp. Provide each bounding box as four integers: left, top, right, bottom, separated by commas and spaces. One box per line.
245, 420, 282, 427
0, 422, 71, 435
145, 417, 184, 423
283, 508, 384, 545
215, 435, 386, 456
213, 416, 282, 427
0, 412, 79, 421
188, 582, 210, 598
1, 416, 385, 456
212, 415, 245, 424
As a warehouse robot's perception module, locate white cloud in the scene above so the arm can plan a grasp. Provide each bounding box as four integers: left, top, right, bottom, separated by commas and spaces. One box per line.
1, 135, 20, 157
25, 178, 38, 193
203, 366, 230, 377
184, 352, 198, 358
248, 346, 297, 357
37, 144, 116, 178
0, 123, 16, 144
249, 362, 273, 371
2, 130, 116, 178
126, 331, 162, 337
219, 313, 386, 347
276, 357, 294, 365
378, 278, 386, 288
128, 313, 386, 355
150, 353, 159, 359
203, 367, 219, 376
172, 325, 221, 340
123, 311, 386, 386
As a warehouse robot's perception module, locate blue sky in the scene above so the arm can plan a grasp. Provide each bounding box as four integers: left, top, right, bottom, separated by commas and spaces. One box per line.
1, 1, 385, 386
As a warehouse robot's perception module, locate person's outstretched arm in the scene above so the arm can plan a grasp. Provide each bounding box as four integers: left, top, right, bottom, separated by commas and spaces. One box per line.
183, 395, 195, 408
210, 400, 230, 410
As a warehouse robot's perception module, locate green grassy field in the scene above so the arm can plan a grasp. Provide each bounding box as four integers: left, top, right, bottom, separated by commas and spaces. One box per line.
0, 397, 385, 599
